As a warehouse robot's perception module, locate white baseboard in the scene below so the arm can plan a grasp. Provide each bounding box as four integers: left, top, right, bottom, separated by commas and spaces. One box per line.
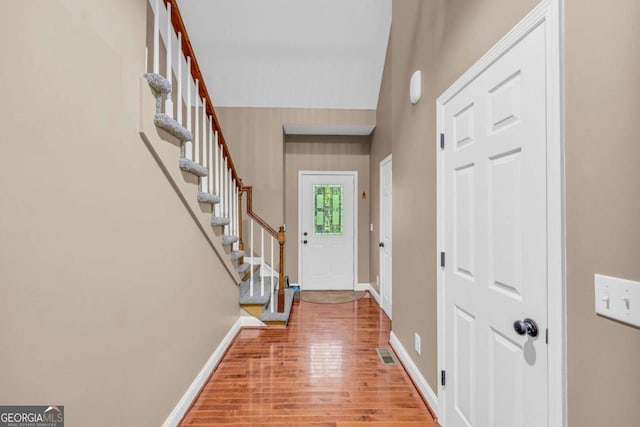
162, 316, 257, 426
355, 283, 381, 306
389, 331, 439, 418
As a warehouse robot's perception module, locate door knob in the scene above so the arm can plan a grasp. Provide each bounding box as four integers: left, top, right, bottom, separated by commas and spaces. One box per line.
303, 240, 308, 244
513, 318, 539, 337
303, 232, 308, 236
379, 242, 385, 247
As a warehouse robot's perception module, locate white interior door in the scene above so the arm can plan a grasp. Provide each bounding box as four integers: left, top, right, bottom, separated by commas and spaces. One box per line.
379, 155, 392, 318
440, 22, 548, 427
300, 172, 355, 290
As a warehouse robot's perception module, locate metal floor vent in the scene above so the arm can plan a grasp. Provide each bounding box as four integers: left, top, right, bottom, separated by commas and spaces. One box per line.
376, 348, 397, 365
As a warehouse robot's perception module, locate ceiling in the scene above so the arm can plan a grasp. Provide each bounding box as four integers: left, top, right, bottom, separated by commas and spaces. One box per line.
176, 0, 391, 110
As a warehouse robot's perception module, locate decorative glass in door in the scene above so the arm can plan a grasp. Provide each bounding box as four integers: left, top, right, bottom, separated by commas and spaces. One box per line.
312, 184, 343, 235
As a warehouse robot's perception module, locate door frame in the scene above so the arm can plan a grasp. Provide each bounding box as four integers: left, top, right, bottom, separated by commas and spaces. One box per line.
298, 170, 358, 289
436, 0, 565, 426
379, 154, 392, 318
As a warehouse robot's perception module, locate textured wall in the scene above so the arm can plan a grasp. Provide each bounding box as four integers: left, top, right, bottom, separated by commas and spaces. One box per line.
216, 107, 375, 284
388, 1, 640, 426
389, 0, 538, 390
284, 135, 371, 284
565, 1, 640, 425
216, 107, 375, 227
0, 1, 239, 425
369, 38, 393, 294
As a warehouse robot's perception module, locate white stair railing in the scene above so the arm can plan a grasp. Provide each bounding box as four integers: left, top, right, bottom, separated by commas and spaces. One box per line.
147, 0, 287, 312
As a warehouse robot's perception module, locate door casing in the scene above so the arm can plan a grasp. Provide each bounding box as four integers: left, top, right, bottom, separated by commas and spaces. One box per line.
298, 170, 358, 289
436, 0, 565, 426
379, 154, 392, 318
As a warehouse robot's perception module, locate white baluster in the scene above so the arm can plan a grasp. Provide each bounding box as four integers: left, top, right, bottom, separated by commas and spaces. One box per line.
227, 168, 232, 235
270, 236, 274, 313
230, 179, 235, 239
260, 228, 265, 297
164, 2, 173, 115
233, 182, 238, 249
215, 141, 221, 217
250, 219, 254, 297
201, 114, 208, 193
176, 33, 182, 124
223, 157, 228, 227
185, 57, 192, 160
194, 80, 199, 164
208, 118, 214, 196
153, 0, 159, 74
202, 97, 206, 157
200, 96, 207, 189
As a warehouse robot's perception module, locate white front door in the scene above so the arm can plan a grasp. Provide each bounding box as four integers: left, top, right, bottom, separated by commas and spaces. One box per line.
379, 155, 392, 318
440, 21, 548, 427
299, 172, 355, 290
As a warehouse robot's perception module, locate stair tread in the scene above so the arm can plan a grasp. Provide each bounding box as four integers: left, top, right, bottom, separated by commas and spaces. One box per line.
230, 250, 245, 261
155, 113, 193, 142
197, 192, 220, 204
178, 158, 207, 177
236, 263, 251, 274
211, 216, 230, 226
221, 235, 238, 245
260, 288, 295, 324
238, 278, 277, 305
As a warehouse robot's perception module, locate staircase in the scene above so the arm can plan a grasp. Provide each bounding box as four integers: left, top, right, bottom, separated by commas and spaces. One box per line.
141, 0, 293, 327
239, 269, 295, 326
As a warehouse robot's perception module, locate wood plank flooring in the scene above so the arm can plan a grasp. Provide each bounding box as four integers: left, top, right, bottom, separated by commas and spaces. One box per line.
180, 294, 439, 426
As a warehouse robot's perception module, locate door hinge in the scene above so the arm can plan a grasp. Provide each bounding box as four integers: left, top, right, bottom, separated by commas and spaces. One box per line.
440, 133, 445, 150
441, 370, 446, 387
440, 252, 446, 268
545, 328, 549, 344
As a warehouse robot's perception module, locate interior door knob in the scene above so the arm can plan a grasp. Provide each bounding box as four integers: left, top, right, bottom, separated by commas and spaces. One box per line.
303, 240, 308, 244
513, 318, 539, 337
379, 242, 385, 247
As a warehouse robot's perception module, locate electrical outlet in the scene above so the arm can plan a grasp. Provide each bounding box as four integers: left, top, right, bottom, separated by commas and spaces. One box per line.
376, 275, 379, 287
370, 223, 374, 232
414, 333, 421, 355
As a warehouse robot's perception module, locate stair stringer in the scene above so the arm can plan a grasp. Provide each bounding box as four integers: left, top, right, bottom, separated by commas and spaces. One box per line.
138, 77, 241, 284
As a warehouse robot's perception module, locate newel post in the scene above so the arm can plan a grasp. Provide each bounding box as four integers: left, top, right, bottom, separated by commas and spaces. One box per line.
277, 226, 285, 313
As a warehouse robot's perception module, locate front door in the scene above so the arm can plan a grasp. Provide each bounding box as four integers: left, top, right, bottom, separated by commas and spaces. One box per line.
440, 21, 548, 427
299, 172, 355, 290
379, 155, 392, 318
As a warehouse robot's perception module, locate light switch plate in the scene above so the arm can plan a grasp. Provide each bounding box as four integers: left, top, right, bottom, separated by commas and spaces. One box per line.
594, 274, 640, 328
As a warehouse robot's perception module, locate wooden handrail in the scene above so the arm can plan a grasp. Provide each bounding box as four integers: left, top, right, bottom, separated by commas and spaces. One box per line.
163, 0, 240, 188
241, 186, 279, 238
159, 1, 285, 312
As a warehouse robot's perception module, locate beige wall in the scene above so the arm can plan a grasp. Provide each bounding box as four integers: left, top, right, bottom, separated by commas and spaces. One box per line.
369, 39, 393, 294
565, 1, 640, 426
388, 1, 640, 426
284, 136, 371, 284
216, 107, 375, 229
0, 1, 239, 426
389, 0, 539, 390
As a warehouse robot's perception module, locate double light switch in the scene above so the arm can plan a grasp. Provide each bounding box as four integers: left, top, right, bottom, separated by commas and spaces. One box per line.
594, 274, 640, 328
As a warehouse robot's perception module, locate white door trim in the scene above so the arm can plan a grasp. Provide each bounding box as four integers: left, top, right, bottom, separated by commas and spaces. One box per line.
379, 154, 392, 318
436, 1, 565, 426
297, 170, 359, 289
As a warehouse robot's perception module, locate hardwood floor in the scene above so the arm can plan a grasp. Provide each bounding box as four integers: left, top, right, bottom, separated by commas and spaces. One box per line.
180, 294, 439, 426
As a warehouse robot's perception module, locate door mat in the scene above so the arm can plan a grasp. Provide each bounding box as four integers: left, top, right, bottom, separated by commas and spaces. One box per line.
300, 290, 367, 304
